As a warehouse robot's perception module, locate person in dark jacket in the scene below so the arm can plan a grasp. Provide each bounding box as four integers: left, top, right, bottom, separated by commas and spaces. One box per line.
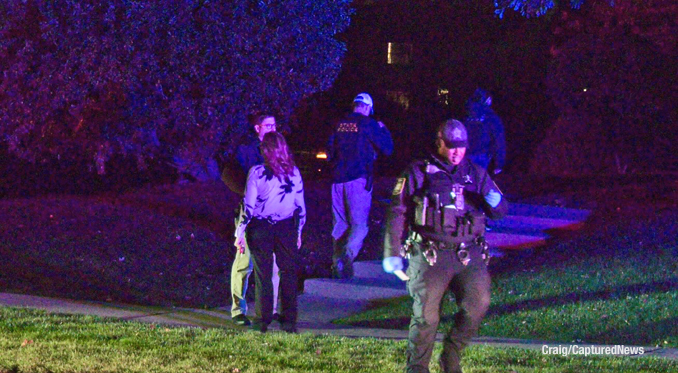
383, 119, 507, 373
221, 114, 279, 326
327, 93, 394, 279
464, 88, 506, 175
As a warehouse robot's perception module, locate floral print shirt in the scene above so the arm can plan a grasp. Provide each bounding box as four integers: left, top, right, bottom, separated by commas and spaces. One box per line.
235, 164, 306, 239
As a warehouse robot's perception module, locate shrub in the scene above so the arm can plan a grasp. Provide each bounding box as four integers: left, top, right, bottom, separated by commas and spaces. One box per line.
0, 0, 352, 179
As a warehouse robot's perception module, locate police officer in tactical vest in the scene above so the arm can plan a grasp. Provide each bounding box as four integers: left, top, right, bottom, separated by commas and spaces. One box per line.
383, 119, 508, 373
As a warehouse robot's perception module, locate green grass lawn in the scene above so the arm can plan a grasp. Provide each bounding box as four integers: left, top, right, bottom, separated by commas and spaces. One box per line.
337, 210, 678, 349
0, 180, 337, 309
1, 307, 676, 373
1, 176, 676, 371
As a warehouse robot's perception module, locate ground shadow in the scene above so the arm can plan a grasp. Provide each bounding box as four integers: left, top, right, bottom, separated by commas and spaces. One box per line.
480, 278, 678, 319
587, 316, 678, 346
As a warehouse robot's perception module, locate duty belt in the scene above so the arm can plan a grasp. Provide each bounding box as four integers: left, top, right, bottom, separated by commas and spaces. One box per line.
254, 216, 291, 225
411, 236, 490, 267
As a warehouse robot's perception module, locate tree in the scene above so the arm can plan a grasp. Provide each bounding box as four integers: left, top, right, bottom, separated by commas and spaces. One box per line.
532, 0, 677, 174
493, 0, 612, 18
0, 0, 352, 178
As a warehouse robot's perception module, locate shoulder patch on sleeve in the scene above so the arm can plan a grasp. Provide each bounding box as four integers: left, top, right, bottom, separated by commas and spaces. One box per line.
392, 178, 406, 195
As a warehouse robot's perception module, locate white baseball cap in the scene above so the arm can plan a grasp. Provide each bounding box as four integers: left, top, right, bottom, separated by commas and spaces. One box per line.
353, 93, 374, 114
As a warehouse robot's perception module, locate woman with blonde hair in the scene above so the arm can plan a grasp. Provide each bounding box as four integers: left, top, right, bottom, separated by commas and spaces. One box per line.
234, 131, 306, 333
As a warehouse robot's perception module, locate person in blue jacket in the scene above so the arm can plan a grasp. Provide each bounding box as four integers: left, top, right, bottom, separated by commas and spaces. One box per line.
327, 93, 394, 279
464, 88, 506, 175
221, 114, 279, 326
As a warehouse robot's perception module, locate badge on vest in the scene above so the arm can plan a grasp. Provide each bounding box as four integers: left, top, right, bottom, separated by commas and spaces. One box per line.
337, 121, 358, 133
446, 184, 465, 210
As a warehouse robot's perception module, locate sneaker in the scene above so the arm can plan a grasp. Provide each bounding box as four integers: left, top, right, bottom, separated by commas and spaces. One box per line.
232, 314, 251, 326
331, 257, 354, 280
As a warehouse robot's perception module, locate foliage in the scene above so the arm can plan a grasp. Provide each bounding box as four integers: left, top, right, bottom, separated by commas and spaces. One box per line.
0, 0, 352, 176
493, 0, 608, 18
544, 0, 677, 172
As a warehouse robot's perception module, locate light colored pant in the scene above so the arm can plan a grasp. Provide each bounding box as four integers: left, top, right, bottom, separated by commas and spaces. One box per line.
230, 234, 279, 317
331, 177, 372, 262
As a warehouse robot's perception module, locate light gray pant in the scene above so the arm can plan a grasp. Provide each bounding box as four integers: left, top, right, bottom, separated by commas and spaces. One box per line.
331, 177, 372, 262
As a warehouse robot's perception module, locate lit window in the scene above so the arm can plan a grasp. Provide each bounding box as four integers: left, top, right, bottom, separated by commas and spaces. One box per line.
386, 90, 410, 110
387, 42, 413, 65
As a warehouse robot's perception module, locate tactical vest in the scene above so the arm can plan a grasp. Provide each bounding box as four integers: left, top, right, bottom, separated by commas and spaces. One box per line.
411, 162, 486, 244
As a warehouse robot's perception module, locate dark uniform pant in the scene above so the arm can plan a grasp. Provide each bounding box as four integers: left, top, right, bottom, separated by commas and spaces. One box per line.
406, 243, 491, 373
246, 217, 299, 330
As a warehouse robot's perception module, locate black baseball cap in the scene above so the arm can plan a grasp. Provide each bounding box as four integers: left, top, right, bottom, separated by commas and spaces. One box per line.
437, 119, 468, 148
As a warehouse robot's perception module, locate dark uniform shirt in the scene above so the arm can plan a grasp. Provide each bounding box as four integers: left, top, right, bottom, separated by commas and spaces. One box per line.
464, 104, 506, 172
236, 138, 264, 174
384, 154, 508, 258
221, 137, 263, 196
327, 112, 394, 184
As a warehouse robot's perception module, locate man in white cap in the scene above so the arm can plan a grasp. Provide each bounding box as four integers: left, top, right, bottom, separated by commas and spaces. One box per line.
326, 93, 394, 279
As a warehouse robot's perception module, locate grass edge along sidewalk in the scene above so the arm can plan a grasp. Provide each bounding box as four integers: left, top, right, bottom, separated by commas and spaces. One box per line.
1, 307, 678, 373
334, 210, 678, 354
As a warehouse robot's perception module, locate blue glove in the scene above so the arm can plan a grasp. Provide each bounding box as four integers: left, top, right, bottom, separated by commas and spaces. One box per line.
484, 189, 501, 208
383, 256, 404, 274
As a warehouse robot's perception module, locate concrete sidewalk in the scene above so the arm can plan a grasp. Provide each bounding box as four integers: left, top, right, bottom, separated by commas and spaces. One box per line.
2, 203, 676, 360
1, 290, 676, 361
